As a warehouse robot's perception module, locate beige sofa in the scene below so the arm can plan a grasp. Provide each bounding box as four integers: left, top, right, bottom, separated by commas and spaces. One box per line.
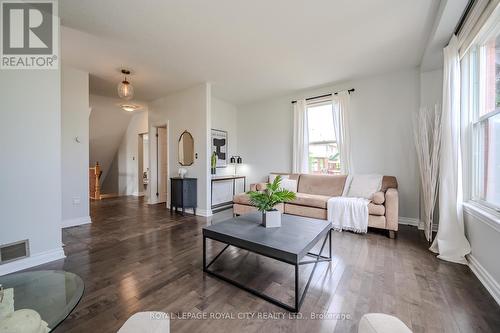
233, 173, 399, 238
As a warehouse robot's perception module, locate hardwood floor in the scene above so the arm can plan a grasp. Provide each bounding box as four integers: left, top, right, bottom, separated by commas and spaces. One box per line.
32, 196, 500, 332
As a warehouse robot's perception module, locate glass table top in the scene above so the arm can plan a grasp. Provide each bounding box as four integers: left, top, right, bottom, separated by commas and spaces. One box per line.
0, 270, 84, 331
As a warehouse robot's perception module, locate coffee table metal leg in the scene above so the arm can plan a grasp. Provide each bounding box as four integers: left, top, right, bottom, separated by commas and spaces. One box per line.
203, 236, 206, 271
294, 264, 299, 311
295, 231, 330, 311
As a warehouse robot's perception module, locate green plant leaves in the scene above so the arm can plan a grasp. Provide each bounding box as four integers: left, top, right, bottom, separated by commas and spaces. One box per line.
246, 175, 297, 212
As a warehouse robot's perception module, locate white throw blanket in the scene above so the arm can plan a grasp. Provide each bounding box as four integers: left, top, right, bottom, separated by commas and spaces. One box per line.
328, 197, 370, 233
328, 174, 382, 233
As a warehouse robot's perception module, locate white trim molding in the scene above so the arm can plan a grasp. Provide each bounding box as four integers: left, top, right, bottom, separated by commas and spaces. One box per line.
467, 254, 500, 306
0, 247, 66, 276
131, 191, 145, 197
463, 202, 500, 233
62, 216, 92, 229
399, 217, 420, 227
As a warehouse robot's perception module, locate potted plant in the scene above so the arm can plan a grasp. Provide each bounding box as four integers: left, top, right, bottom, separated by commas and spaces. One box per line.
211, 151, 217, 175
247, 175, 296, 228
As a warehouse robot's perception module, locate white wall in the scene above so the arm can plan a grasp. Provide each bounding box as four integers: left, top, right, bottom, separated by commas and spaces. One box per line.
90, 95, 139, 183
149, 83, 211, 215
211, 97, 238, 176
61, 65, 91, 228
464, 209, 500, 305
116, 111, 148, 196
237, 68, 420, 219
0, 69, 64, 275
420, 69, 443, 110
238, 97, 293, 184
89, 94, 148, 193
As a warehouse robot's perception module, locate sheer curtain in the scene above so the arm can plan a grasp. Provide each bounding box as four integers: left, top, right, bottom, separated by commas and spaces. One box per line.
292, 99, 309, 173
332, 91, 353, 174
429, 35, 471, 264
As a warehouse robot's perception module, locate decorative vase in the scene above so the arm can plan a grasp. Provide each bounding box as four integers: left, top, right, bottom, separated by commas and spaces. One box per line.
178, 168, 187, 178
262, 209, 281, 228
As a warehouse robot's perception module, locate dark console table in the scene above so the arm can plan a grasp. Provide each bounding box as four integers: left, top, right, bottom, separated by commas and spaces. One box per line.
170, 177, 197, 215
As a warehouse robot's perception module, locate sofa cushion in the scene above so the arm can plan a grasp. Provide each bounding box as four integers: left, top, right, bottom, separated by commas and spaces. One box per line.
372, 191, 385, 204
233, 193, 251, 205
368, 203, 385, 216
285, 204, 327, 220
290, 193, 330, 209
297, 174, 347, 197
368, 215, 386, 229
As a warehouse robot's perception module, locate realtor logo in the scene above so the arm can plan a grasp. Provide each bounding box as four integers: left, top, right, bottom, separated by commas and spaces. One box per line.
1, 0, 58, 69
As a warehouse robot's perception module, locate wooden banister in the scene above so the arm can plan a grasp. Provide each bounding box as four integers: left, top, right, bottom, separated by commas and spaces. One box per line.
89, 162, 101, 200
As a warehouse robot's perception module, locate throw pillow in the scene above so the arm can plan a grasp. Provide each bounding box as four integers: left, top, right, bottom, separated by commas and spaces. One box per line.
280, 179, 298, 193
346, 174, 382, 200
269, 174, 289, 183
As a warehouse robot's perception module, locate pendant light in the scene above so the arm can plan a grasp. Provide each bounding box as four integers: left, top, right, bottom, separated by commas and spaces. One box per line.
117, 69, 134, 100
120, 104, 141, 112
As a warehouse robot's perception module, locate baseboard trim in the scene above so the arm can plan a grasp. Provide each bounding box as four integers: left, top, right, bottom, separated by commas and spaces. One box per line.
0, 247, 66, 276
399, 217, 420, 227
131, 191, 145, 197
62, 216, 92, 228
467, 254, 500, 306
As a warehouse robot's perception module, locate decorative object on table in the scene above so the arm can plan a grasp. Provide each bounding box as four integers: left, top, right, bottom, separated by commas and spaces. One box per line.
211, 129, 227, 167
229, 156, 242, 176
247, 175, 296, 228
210, 151, 217, 175
178, 168, 187, 179
0, 309, 50, 333
178, 131, 195, 166
413, 105, 441, 242
0, 286, 14, 321
170, 177, 197, 215
117, 69, 134, 100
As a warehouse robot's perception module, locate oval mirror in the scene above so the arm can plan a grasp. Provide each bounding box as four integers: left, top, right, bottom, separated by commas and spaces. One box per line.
178, 131, 194, 166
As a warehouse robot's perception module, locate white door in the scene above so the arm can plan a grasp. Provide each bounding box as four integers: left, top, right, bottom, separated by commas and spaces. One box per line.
157, 127, 168, 203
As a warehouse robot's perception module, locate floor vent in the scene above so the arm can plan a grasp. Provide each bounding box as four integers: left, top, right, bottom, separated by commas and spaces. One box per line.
0, 240, 29, 264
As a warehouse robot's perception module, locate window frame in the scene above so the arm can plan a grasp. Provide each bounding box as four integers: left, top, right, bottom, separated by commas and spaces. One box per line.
467, 25, 500, 214
306, 99, 341, 175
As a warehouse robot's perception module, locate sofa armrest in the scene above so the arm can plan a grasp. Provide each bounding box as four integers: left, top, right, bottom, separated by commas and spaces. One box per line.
250, 182, 268, 191
385, 188, 399, 231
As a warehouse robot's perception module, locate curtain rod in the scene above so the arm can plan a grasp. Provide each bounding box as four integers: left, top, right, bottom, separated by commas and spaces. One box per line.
454, 0, 476, 35
291, 88, 355, 104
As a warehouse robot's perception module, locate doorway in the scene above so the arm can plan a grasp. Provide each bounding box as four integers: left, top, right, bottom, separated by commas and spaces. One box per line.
156, 126, 168, 204
138, 133, 149, 199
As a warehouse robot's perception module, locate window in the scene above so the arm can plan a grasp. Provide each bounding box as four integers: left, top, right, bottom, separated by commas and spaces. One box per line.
307, 101, 341, 174
469, 31, 500, 210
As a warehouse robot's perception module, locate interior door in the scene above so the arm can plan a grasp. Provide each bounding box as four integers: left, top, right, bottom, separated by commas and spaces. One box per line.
157, 127, 168, 203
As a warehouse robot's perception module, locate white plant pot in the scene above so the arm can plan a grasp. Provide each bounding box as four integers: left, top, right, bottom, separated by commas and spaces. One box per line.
262, 209, 281, 228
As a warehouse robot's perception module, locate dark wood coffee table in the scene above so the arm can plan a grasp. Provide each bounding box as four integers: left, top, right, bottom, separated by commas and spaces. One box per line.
202, 213, 332, 312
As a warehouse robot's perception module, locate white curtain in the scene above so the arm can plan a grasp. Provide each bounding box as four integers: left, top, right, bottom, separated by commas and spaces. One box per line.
332, 91, 353, 174
430, 35, 471, 264
292, 99, 309, 173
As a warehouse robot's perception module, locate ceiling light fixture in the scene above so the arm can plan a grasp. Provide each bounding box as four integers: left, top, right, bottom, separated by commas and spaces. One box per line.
121, 104, 141, 112
117, 69, 134, 100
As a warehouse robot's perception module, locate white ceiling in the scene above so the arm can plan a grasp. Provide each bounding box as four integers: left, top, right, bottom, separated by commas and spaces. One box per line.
60, 0, 440, 105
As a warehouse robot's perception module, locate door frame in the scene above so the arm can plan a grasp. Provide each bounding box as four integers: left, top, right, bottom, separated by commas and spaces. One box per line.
148, 121, 169, 206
